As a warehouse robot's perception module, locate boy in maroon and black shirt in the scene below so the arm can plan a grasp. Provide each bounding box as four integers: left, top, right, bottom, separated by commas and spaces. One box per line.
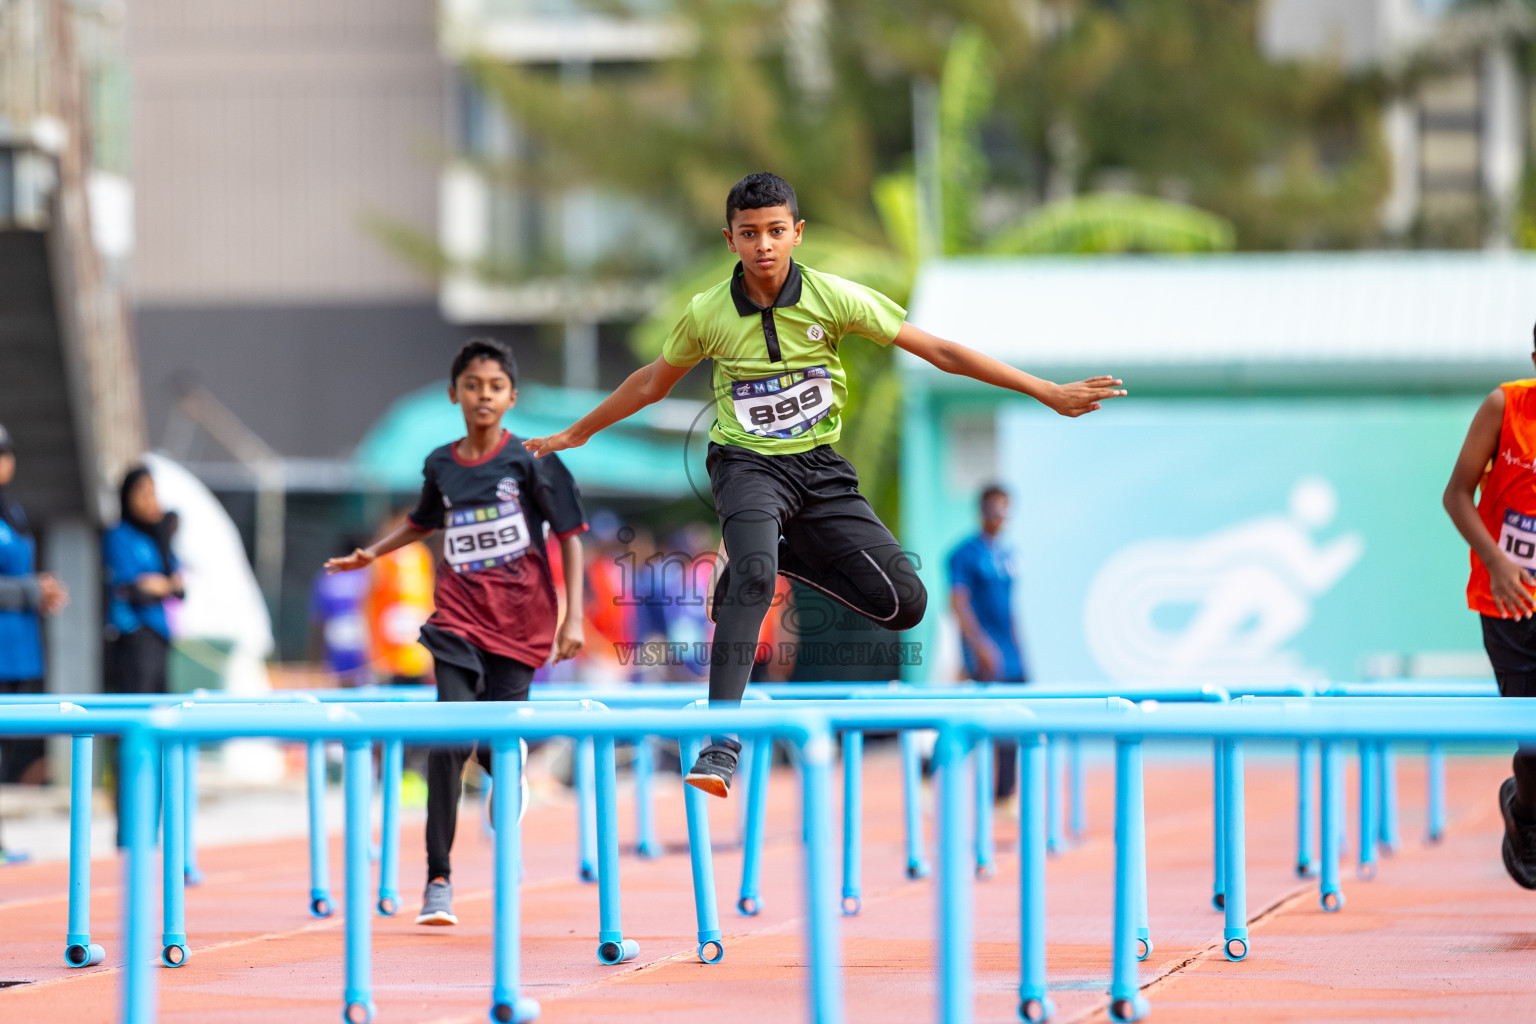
327, 338, 586, 925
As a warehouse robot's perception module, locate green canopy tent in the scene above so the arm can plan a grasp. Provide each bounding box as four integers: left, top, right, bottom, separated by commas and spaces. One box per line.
353, 382, 706, 499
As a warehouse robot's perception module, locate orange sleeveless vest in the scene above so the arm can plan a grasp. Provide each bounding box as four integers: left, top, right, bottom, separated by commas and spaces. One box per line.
1468, 379, 1536, 616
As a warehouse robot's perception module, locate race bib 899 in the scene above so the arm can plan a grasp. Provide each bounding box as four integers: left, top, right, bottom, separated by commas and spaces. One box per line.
730, 366, 833, 440
444, 501, 531, 574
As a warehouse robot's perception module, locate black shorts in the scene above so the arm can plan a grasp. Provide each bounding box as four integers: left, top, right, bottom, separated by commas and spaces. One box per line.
706, 441, 900, 561
1481, 614, 1536, 696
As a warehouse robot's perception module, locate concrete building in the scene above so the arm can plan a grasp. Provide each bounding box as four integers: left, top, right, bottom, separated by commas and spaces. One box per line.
1261, 0, 1532, 247
435, 0, 693, 391
120, 0, 508, 652
128, 0, 473, 472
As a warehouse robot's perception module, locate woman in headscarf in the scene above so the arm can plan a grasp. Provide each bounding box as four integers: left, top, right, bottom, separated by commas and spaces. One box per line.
102, 465, 183, 696
0, 424, 70, 862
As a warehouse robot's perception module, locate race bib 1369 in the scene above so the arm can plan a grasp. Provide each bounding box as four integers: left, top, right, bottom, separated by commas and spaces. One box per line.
730, 365, 833, 439
444, 501, 531, 574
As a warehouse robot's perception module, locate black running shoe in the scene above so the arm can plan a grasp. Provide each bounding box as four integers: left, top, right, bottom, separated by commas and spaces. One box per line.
685, 738, 742, 798
1499, 777, 1536, 890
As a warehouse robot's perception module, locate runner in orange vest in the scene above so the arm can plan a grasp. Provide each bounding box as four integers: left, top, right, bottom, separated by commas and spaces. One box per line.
1444, 336, 1536, 889
365, 532, 435, 686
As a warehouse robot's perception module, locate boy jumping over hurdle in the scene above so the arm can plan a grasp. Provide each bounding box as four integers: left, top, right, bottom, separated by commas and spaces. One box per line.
523, 172, 1123, 796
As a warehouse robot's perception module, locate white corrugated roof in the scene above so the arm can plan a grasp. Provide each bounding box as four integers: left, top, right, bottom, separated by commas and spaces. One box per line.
904, 252, 1536, 376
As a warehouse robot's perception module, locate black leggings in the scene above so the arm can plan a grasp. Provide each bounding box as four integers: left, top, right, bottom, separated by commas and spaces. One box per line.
425, 652, 534, 882
708, 513, 927, 707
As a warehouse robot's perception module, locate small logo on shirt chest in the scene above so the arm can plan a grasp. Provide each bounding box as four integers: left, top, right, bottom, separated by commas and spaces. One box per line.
807, 323, 825, 341
496, 477, 520, 501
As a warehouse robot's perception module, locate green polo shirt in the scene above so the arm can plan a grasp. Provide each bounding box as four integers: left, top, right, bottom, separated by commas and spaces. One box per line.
661, 260, 907, 455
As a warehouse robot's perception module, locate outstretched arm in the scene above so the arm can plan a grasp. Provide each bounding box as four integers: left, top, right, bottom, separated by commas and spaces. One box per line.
1443, 388, 1533, 618
523, 356, 694, 458
552, 532, 586, 663
325, 521, 431, 574
893, 322, 1125, 417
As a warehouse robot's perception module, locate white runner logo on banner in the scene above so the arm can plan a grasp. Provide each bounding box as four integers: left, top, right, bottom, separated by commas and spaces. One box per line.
1083, 477, 1363, 682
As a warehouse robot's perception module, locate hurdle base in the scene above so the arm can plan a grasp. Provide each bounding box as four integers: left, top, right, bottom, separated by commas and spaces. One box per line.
489, 996, 541, 1023
597, 937, 640, 965
1018, 992, 1056, 1023
160, 939, 188, 968
63, 939, 105, 968
1109, 993, 1150, 1022
695, 930, 725, 965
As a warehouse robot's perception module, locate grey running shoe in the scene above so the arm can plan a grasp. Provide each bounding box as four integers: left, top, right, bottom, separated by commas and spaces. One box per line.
685, 738, 742, 799
1500, 777, 1536, 890
415, 878, 458, 925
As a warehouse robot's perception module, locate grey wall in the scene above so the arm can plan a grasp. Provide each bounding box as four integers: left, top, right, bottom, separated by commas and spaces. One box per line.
130, 0, 446, 303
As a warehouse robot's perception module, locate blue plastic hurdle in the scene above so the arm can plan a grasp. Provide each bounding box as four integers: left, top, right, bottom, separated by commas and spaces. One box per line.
8, 695, 1536, 1024
541, 681, 1273, 930
1319, 679, 1498, 858
0, 700, 647, 1023
927, 696, 1536, 1024
0, 688, 432, 923
12, 684, 1523, 1024
538, 686, 778, 916
12, 684, 782, 942
0, 696, 625, 974
826, 682, 1231, 917
114, 703, 844, 1024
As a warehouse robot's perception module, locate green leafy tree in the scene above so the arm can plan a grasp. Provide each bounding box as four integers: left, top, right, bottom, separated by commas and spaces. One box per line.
384, 0, 1384, 522
999, 1, 1390, 248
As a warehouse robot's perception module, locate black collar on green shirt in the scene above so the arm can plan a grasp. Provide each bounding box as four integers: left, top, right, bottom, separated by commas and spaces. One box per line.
729, 259, 803, 363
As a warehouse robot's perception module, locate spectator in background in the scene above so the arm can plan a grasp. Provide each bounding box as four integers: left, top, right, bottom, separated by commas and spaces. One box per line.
660, 522, 717, 682
580, 510, 637, 683
103, 466, 182, 696
624, 525, 673, 684
0, 425, 69, 862
309, 536, 372, 685
364, 516, 436, 686
947, 484, 1028, 800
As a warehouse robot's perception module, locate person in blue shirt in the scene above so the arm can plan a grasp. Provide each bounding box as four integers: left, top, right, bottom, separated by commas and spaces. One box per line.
309, 536, 371, 685
947, 484, 1028, 799
102, 466, 182, 696
0, 424, 70, 862
102, 466, 183, 847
